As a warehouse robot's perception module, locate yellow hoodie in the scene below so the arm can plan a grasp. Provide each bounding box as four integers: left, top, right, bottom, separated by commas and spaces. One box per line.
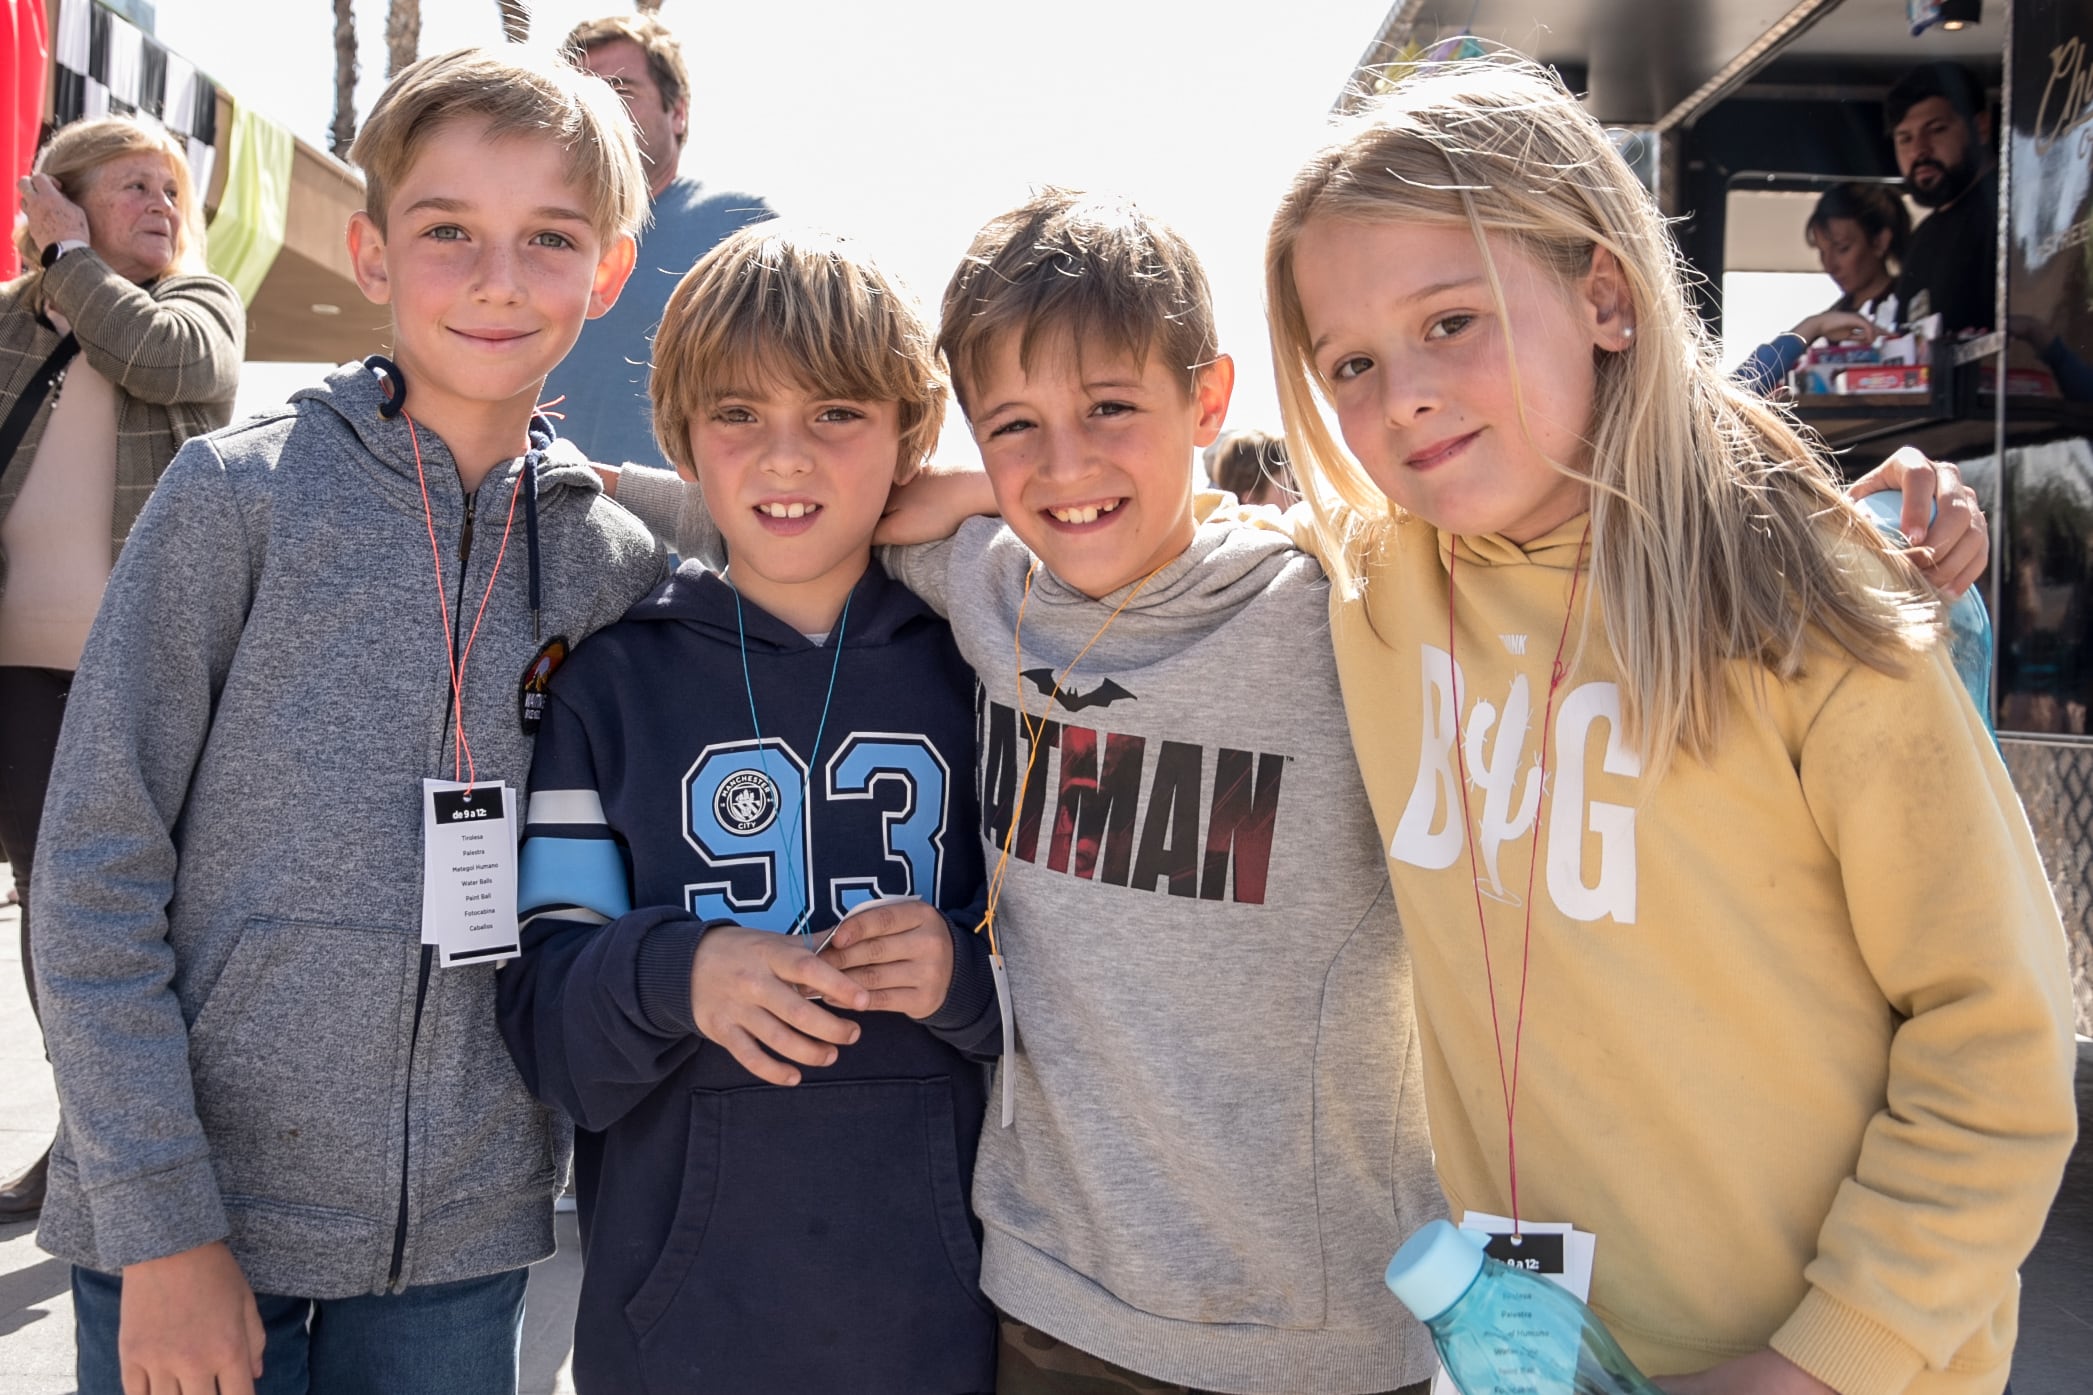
1327, 515, 2076, 1395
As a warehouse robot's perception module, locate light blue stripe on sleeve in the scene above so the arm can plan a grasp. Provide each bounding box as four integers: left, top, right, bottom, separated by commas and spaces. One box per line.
519, 834, 633, 922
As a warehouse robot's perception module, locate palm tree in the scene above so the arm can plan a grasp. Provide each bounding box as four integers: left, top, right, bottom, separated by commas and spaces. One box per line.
496, 0, 529, 43
386, 0, 420, 78
330, 0, 357, 155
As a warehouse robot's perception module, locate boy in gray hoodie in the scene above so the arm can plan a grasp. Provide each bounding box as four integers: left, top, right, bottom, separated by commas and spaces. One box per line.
31, 50, 665, 1395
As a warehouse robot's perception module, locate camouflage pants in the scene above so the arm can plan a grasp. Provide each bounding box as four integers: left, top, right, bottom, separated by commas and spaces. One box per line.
996, 1316, 1434, 1395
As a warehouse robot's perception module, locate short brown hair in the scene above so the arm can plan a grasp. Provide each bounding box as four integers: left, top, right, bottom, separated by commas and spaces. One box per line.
563, 13, 689, 113
651, 223, 948, 483
937, 189, 1218, 414
14, 117, 205, 275
350, 47, 647, 241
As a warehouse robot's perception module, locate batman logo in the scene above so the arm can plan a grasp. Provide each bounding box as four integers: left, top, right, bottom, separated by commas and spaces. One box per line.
1022, 667, 1135, 712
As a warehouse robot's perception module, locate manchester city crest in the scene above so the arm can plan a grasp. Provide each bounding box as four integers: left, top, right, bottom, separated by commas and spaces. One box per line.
715, 769, 780, 836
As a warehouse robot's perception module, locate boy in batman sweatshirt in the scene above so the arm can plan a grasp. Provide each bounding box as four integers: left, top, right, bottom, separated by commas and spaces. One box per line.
494, 225, 1000, 1395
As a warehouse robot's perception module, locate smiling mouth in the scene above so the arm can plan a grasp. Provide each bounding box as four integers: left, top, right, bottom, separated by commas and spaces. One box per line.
1045, 500, 1123, 525
1406, 430, 1481, 469
758, 501, 820, 519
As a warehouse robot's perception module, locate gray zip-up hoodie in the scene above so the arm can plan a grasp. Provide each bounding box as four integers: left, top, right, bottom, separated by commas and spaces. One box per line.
33, 363, 667, 1298
617, 467, 1443, 1395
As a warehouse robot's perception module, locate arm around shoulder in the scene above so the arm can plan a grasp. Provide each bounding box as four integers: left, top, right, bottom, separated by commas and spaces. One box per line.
40, 253, 244, 406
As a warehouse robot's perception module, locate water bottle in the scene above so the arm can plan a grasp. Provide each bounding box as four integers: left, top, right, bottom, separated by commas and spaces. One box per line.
1384, 1220, 1663, 1395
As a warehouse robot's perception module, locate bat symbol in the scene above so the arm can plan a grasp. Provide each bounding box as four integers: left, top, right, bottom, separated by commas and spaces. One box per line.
1022, 667, 1135, 712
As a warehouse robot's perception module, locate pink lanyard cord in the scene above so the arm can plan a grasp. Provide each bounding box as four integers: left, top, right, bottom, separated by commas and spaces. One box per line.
1444, 522, 1590, 1237
405, 410, 524, 787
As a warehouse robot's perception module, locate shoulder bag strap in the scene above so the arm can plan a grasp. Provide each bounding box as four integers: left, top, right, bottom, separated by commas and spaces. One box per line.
0, 333, 83, 489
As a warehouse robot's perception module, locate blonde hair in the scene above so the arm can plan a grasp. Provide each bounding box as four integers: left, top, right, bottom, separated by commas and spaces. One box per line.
1266, 59, 1939, 770
938, 188, 1217, 415
14, 117, 205, 277
651, 223, 948, 482
351, 47, 647, 241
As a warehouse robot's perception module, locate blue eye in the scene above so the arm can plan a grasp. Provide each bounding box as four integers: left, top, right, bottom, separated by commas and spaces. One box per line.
532, 230, 577, 250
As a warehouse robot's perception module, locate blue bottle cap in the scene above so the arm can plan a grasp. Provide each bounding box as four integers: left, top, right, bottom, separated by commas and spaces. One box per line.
1385, 1219, 1488, 1322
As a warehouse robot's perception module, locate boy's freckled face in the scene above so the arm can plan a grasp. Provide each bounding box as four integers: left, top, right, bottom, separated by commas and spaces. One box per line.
967, 333, 1231, 599
689, 380, 901, 621
349, 118, 632, 428
1291, 217, 1600, 544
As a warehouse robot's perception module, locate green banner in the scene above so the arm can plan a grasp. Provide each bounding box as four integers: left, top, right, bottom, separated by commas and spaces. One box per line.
205, 100, 294, 303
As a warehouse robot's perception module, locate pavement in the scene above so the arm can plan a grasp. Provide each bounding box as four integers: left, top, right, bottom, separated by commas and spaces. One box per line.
0, 869, 2088, 1392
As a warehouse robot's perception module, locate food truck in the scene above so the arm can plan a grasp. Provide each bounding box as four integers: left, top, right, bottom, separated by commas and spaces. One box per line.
1346, 0, 2093, 1030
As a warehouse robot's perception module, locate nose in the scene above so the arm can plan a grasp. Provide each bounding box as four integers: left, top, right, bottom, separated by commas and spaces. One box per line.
760, 421, 815, 478
1379, 352, 1440, 429
472, 243, 525, 303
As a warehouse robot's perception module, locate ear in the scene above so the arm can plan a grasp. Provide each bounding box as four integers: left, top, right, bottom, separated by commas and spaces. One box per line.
588, 232, 639, 320
347, 211, 391, 307
1870, 227, 1895, 261
1581, 246, 1636, 353
1976, 109, 1994, 148
1190, 353, 1236, 449
670, 96, 689, 145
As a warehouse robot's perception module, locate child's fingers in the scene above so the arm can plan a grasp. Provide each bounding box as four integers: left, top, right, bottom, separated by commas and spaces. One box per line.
855, 986, 935, 1016
825, 899, 935, 950
714, 1022, 809, 1087
763, 985, 865, 1047
774, 947, 873, 1011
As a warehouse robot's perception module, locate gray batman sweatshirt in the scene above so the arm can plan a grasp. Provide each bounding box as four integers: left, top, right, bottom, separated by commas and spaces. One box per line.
33, 364, 667, 1297
618, 467, 1443, 1395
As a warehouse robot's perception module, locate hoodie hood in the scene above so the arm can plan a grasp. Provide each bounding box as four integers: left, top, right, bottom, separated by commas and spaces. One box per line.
287, 360, 607, 519
619, 557, 941, 655
1437, 513, 1592, 573
1019, 490, 1306, 626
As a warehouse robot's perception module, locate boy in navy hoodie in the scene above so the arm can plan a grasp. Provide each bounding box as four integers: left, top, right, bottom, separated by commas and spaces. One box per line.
495, 224, 1000, 1395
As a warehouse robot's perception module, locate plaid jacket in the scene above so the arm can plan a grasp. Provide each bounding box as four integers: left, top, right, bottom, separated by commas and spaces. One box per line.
0, 249, 243, 594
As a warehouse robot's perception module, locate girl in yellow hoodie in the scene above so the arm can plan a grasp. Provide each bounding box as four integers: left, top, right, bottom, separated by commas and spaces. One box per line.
1263, 58, 2077, 1395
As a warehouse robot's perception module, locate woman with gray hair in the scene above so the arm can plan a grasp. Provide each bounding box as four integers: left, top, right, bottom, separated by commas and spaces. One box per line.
1, 116, 242, 1220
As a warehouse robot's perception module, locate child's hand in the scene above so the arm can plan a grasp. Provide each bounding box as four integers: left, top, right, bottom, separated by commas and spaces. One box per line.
821, 900, 956, 1020
875, 467, 999, 546
119, 1240, 266, 1395
690, 927, 871, 1086
1847, 445, 1988, 597
1653, 1349, 1838, 1395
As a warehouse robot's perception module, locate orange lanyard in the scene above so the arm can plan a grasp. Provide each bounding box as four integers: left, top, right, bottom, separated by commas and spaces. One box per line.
1444, 521, 1590, 1237
406, 410, 523, 787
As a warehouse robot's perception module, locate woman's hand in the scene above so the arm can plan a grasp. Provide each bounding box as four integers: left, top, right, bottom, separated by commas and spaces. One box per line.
1792, 310, 1880, 346
16, 174, 92, 257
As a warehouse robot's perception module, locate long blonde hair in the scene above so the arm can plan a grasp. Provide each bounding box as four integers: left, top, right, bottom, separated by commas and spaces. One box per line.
1266, 59, 1940, 770
14, 116, 207, 278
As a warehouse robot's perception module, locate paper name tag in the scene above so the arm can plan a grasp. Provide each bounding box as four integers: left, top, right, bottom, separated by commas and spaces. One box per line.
1427, 1212, 1597, 1395
420, 779, 519, 967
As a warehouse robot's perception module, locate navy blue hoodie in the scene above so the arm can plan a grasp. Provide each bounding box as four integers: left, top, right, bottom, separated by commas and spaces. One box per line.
496, 561, 997, 1395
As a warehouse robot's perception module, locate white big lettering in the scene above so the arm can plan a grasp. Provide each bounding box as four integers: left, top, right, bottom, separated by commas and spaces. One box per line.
1391, 645, 1463, 870
1545, 681, 1641, 923
1464, 673, 1542, 903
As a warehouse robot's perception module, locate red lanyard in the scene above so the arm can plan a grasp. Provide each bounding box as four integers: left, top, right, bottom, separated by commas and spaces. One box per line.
406, 410, 523, 786
1443, 522, 1589, 1237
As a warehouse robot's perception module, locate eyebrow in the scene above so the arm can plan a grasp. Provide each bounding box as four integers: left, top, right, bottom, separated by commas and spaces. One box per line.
1309, 275, 1487, 352
399, 196, 593, 223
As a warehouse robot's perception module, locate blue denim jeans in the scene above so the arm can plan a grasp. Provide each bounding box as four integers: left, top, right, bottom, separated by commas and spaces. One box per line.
73, 1263, 528, 1395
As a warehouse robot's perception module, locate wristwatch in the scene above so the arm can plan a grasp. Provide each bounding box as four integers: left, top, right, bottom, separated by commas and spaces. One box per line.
39, 239, 88, 269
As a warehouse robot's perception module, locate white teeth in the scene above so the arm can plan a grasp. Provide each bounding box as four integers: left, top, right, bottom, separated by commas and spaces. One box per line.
1049, 501, 1118, 525
760, 502, 814, 519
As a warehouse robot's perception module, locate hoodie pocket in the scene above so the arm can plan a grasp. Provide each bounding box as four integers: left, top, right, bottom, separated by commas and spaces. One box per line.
187, 917, 414, 1218
626, 1076, 994, 1394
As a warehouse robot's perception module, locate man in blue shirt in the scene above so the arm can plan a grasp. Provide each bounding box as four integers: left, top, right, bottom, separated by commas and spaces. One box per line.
552, 14, 774, 470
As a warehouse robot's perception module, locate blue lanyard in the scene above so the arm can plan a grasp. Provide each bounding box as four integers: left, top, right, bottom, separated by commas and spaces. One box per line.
730, 579, 853, 935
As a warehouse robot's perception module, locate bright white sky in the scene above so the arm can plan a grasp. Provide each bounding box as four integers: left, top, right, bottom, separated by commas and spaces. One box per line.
151, 0, 1396, 446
